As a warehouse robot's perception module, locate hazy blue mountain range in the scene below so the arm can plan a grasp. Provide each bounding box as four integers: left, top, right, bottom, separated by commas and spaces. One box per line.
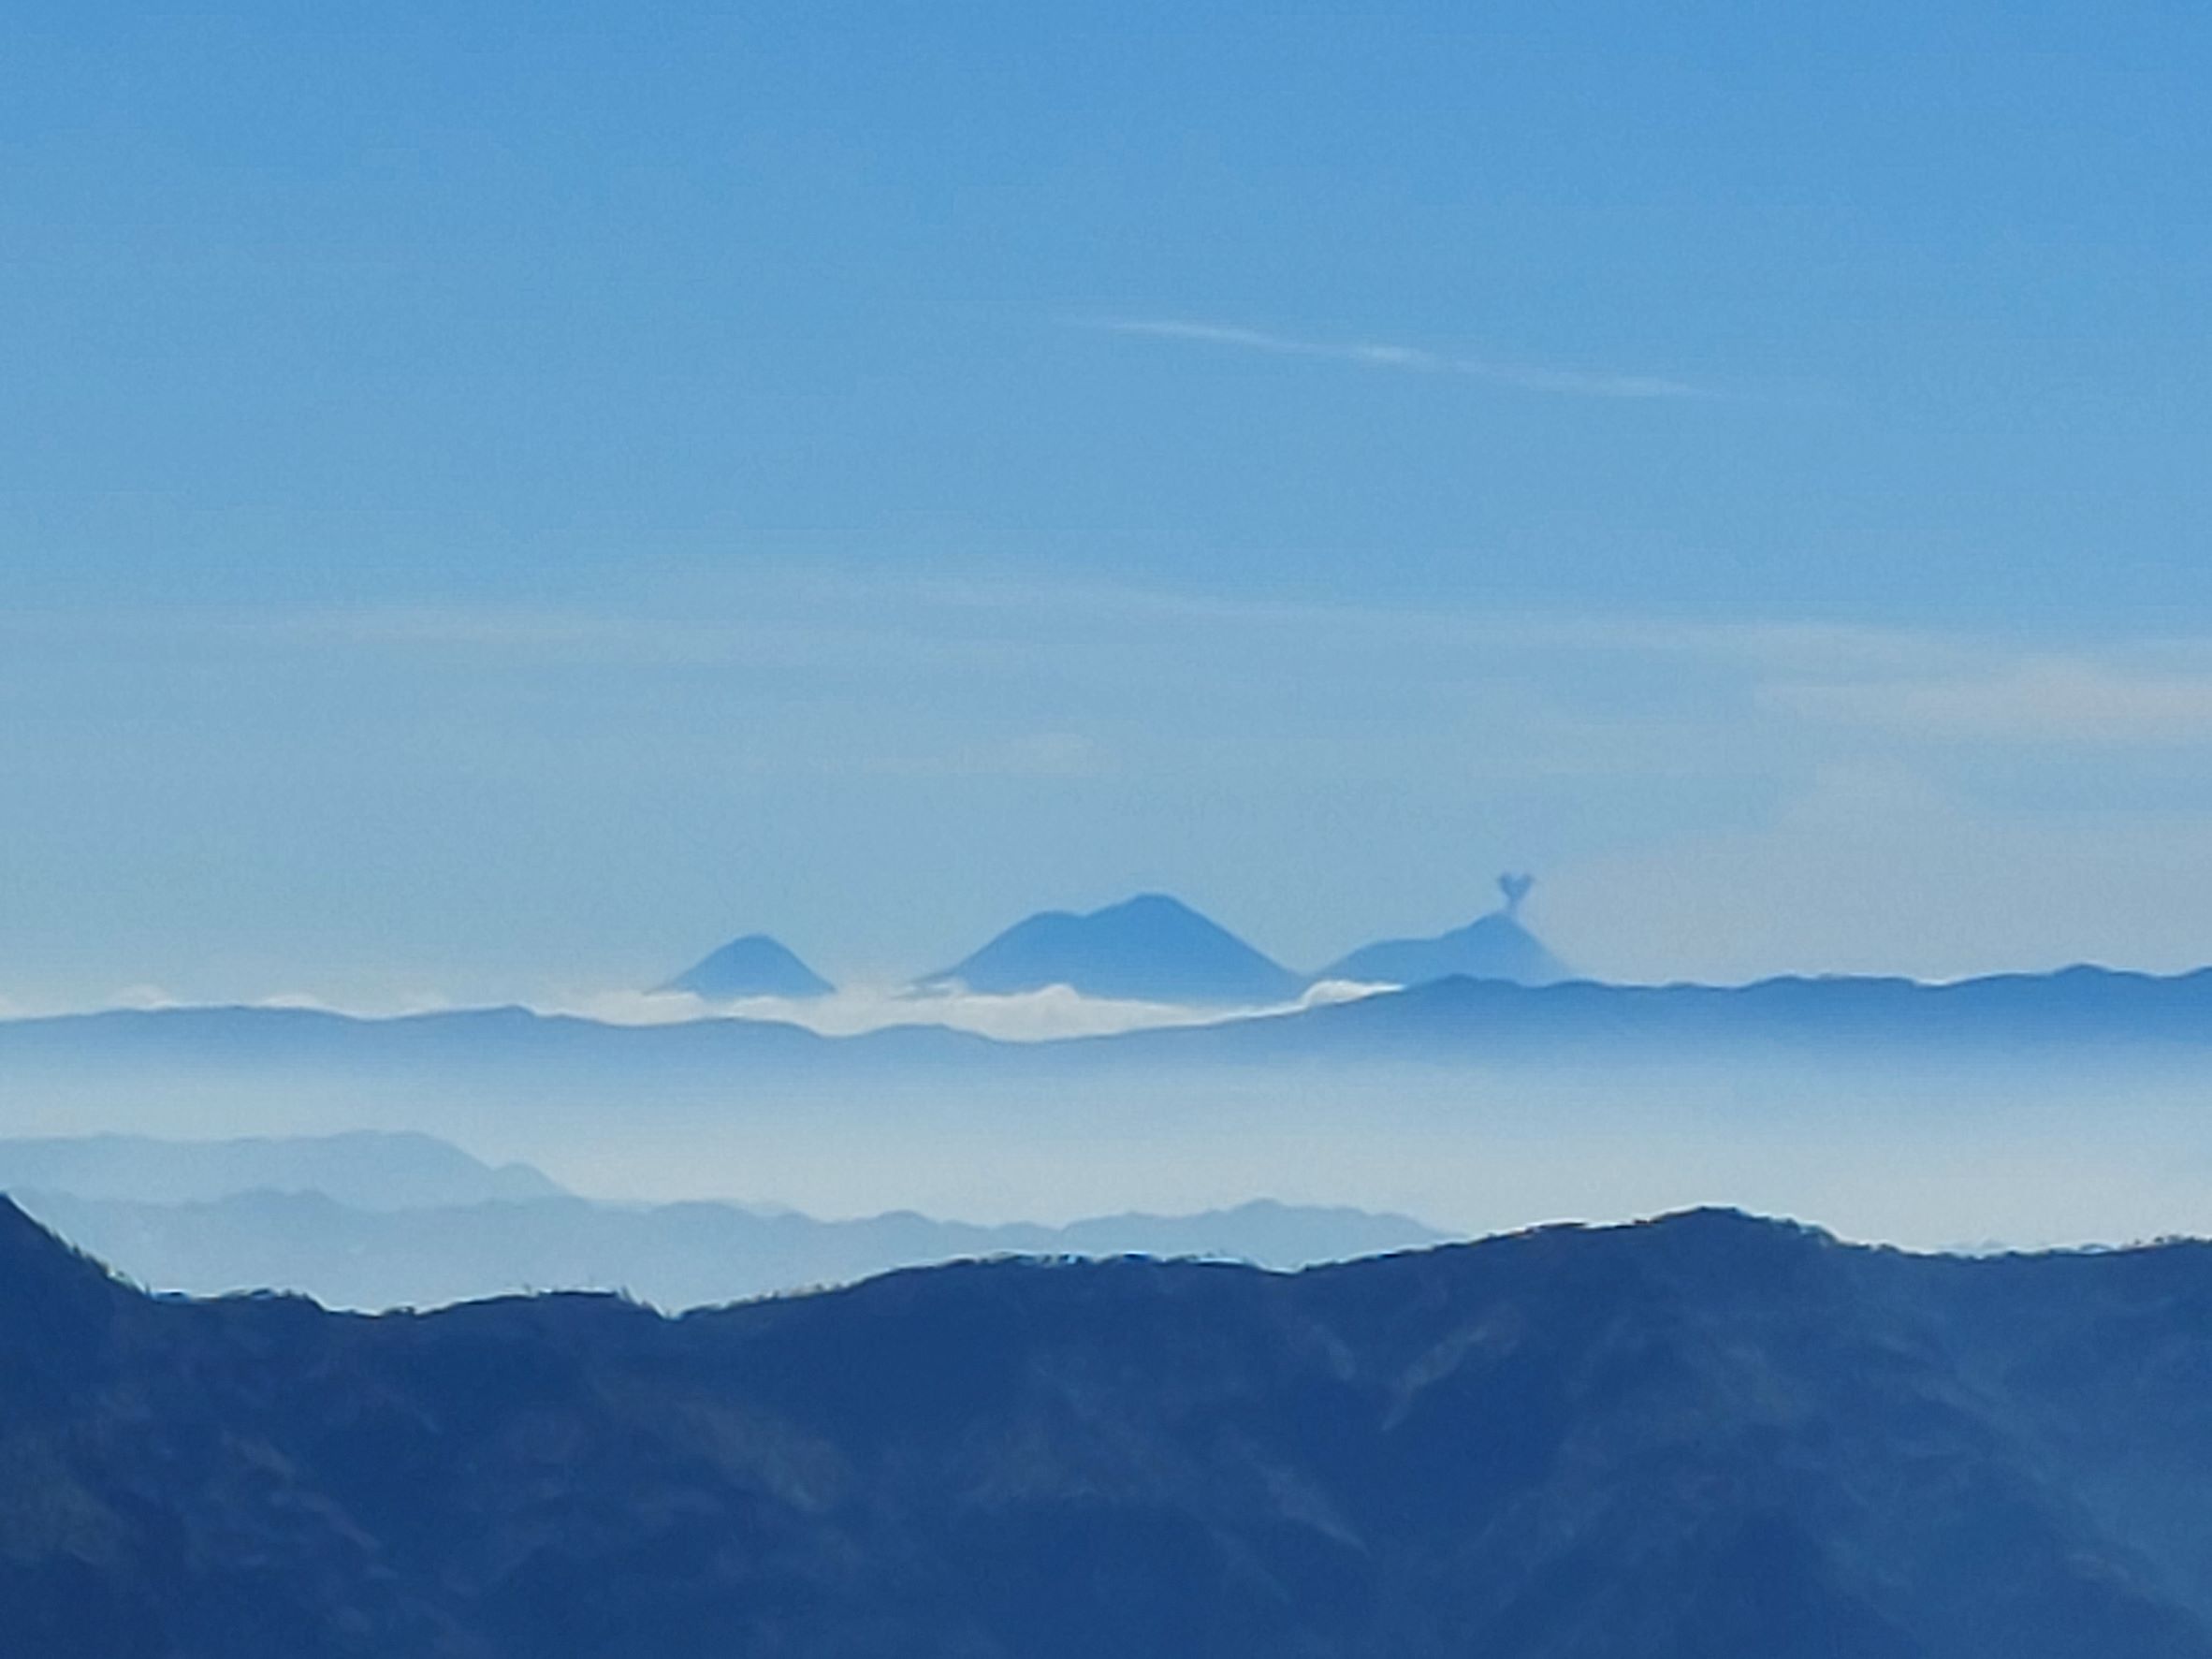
918, 892, 1309, 1003
12, 1187, 1447, 1310
0, 1131, 563, 1209
8, 968, 2211, 1248
1278, 961, 2212, 1055
660, 934, 835, 999
15, 966, 2212, 1083
7, 1200, 2212, 1656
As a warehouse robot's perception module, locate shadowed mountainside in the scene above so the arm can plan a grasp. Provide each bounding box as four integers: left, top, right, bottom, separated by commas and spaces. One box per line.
5, 1200, 2212, 1656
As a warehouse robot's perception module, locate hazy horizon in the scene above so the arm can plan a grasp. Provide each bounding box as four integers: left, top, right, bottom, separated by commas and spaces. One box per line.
10, 7, 2212, 1011
5, 0, 2211, 1311
9, 859, 2212, 1023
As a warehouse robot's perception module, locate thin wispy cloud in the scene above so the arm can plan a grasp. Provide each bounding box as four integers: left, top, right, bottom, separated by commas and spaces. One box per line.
30, 572, 2212, 760
1077, 316, 1717, 401
0, 576, 2041, 702
1767, 662, 2212, 748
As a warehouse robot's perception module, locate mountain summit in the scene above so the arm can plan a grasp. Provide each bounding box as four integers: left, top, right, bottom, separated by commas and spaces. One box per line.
1320, 874, 1569, 987
921, 893, 1305, 1005
661, 934, 835, 999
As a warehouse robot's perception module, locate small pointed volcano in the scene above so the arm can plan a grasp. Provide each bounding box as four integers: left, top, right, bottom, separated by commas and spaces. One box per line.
661, 935, 836, 1000
1319, 876, 1569, 988
921, 894, 1304, 1006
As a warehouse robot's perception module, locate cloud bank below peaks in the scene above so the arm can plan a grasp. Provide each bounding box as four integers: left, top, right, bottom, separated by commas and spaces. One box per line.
564, 979, 1390, 1042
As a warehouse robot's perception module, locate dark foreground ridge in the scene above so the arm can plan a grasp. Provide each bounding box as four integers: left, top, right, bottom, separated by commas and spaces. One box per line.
5, 1199, 2212, 1656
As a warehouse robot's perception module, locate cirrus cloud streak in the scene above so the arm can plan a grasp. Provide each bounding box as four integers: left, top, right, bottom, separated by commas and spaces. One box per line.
1077, 316, 1717, 400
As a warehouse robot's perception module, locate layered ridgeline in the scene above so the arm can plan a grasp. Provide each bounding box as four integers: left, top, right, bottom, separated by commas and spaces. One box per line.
1, 1133, 1443, 1309
0, 1129, 562, 1209
15, 1189, 1443, 1311
18, 968, 2212, 1251
7, 1201, 2212, 1656
25, 964, 2212, 1080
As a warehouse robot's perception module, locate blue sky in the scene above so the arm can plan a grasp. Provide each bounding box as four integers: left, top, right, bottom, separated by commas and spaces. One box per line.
5, 3, 2211, 1005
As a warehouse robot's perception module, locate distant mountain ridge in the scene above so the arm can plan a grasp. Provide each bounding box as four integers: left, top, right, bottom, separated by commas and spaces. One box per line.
7, 1200, 2212, 1655
920, 893, 1307, 1004
14, 1187, 1448, 1310
14, 964, 2212, 1080
1197, 960, 2212, 1059
0, 1130, 562, 1209
662, 934, 835, 999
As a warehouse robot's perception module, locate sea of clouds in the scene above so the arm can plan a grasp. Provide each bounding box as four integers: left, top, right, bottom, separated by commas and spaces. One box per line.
0, 979, 1394, 1044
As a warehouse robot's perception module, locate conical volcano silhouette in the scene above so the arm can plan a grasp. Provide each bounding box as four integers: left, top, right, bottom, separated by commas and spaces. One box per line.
662, 935, 835, 999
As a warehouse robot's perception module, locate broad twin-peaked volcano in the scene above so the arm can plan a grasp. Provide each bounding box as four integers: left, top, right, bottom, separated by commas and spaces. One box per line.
919, 893, 1309, 1005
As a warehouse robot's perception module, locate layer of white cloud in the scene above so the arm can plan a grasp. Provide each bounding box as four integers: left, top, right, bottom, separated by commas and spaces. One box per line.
0, 979, 1393, 1041
562, 978, 1390, 1043
0, 569, 2039, 689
